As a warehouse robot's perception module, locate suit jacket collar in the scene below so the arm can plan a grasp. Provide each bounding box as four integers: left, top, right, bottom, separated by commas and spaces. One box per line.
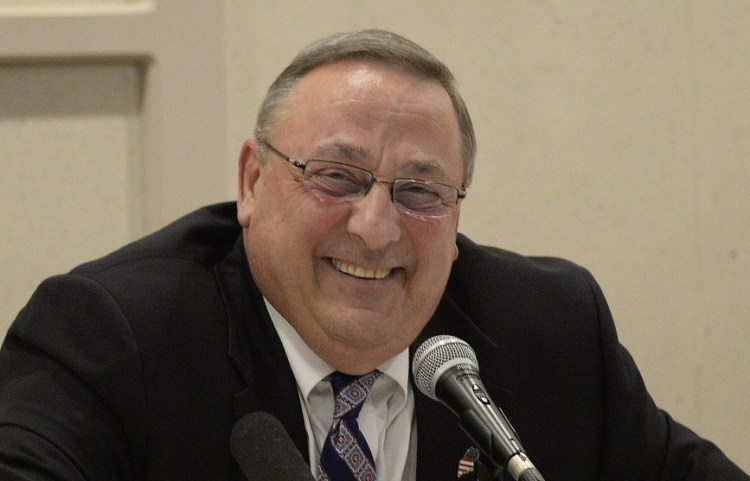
216, 237, 310, 463
412, 291, 513, 481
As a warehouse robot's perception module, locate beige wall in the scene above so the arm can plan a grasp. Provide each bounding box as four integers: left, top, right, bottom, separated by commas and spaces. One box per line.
2, 0, 748, 471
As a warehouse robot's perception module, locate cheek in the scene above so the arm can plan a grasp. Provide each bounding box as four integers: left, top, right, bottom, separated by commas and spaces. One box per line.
409, 223, 459, 276
251, 190, 349, 262
253, 173, 320, 226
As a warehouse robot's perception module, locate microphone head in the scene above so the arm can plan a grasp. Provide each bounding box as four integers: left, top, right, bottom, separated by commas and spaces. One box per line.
230, 411, 314, 481
412, 335, 478, 400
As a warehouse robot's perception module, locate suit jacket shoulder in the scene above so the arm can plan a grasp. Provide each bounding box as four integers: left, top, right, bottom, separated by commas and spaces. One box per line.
0, 202, 298, 481
417, 233, 748, 481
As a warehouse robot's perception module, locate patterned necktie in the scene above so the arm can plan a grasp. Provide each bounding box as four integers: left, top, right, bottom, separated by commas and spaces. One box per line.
317, 370, 380, 481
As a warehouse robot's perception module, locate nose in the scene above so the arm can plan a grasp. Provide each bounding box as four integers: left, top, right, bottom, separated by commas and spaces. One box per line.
346, 182, 402, 250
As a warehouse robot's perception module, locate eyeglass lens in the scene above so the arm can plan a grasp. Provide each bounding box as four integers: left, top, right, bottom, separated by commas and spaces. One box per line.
303, 160, 456, 217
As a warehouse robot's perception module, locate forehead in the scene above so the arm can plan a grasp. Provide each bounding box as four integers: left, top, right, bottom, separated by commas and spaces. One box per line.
274, 60, 463, 177
289, 59, 454, 116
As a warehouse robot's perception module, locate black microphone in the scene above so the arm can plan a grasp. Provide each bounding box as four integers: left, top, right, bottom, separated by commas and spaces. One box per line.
230, 411, 315, 481
412, 335, 545, 481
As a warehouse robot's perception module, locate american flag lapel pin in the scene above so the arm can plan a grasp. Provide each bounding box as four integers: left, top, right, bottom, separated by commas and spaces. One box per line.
456, 447, 481, 479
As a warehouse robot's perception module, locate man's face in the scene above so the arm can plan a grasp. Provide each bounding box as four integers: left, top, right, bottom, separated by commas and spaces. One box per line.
237, 60, 464, 373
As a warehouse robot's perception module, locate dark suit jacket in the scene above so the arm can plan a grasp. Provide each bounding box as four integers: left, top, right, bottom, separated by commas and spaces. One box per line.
0, 202, 746, 481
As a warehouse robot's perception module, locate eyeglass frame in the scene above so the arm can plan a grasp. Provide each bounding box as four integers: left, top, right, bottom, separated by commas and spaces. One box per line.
257, 139, 467, 219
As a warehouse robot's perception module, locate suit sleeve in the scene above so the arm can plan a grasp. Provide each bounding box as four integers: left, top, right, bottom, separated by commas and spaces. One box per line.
587, 270, 749, 481
0, 274, 147, 481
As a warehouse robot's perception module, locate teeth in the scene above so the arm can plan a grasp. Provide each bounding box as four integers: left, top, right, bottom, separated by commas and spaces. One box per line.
331, 258, 391, 279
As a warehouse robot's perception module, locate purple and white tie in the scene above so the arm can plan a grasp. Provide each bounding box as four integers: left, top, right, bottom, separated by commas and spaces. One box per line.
317, 371, 380, 481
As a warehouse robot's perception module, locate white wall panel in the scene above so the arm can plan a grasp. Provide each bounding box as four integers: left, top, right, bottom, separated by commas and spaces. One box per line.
0, 0, 227, 335
0, 63, 141, 328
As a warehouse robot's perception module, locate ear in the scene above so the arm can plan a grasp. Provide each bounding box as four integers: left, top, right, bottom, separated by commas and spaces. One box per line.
237, 139, 261, 227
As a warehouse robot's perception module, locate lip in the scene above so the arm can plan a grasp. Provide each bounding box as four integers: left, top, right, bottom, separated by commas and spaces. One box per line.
330, 258, 393, 280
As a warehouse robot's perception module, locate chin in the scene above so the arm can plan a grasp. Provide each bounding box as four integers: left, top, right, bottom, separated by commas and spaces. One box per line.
326, 315, 400, 345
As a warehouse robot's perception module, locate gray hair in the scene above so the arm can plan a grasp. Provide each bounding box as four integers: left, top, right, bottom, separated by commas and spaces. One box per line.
254, 29, 476, 188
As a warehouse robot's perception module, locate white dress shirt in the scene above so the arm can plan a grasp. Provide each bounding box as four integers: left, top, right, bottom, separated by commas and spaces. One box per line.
266, 300, 417, 481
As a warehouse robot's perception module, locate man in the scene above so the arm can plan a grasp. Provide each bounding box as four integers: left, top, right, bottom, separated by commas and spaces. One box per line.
0, 29, 747, 481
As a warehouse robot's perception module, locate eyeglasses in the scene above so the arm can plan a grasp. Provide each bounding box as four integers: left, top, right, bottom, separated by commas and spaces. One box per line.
259, 139, 466, 219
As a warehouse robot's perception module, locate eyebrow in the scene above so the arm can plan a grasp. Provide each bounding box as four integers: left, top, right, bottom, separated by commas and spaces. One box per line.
311, 142, 369, 163
401, 159, 448, 180
311, 142, 450, 180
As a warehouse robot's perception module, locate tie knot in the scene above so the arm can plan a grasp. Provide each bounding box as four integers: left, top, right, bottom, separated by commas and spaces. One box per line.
329, 371, 380, 420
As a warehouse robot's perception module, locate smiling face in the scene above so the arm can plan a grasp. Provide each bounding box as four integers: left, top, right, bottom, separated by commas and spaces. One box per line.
237, 60, 464, 374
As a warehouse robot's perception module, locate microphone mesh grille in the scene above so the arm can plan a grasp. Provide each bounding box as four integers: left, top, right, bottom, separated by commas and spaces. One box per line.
412, 335, 477, 397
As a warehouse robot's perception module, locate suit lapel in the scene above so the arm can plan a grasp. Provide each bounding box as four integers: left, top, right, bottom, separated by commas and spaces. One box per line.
216, 238, 310, 463
412, 293, 515, 481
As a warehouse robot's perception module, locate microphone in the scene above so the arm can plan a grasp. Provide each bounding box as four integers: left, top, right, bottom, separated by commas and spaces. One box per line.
230, 411, 315, 481
412, 335, 545, 481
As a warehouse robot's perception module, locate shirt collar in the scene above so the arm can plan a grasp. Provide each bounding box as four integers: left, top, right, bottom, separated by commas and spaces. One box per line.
265, 299, 410, 399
